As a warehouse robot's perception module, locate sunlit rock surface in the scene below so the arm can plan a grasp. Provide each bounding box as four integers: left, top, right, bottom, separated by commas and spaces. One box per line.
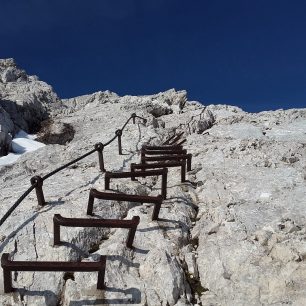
0, 58, 60, 156
0, 60, 306, 305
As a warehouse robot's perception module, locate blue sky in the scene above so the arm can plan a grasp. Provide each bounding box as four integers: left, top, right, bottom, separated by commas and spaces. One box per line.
1, 0, 306, 112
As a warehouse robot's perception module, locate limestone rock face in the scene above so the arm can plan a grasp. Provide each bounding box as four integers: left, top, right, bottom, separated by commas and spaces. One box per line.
120, 89, 187, 116
58, 90, 119, 115
0, 66, 306, 305
0, 106, 14, 155
0, 58, 60, 156
0, 58, 27, 83
0, 58, 60, 134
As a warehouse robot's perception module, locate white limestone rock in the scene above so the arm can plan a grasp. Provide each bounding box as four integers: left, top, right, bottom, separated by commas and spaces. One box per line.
1, 63, 306, 305
0, 58, 60, 135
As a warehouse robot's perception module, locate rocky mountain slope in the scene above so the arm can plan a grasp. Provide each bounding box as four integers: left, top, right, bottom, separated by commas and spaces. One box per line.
0, 59, 60, 155
0, 60, 306, 306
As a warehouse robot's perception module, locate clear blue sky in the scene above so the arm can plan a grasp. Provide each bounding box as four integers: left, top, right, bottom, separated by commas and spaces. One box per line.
1, 0, 306, 112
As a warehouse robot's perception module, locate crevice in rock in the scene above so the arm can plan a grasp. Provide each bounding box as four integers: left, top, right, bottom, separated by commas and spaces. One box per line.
32, 221, 38, 260
182, 186, 208, 305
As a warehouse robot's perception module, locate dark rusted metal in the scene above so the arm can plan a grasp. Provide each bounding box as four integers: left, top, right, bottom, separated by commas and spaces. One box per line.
131, 113, 136, 124
116, 129, 123, 155
95, 142, 105, 172
168, 133, 184, 145
87, 189, 163, 220
105, 169, 168, 199
142, 149, 187, 155
177, 139, 187, 146
162, 134, 176, 145
163, 132, 184, 145
1, 253, 106, 293
187, 153, 192, 171
143, 145, 183, 151
30, 176, 45, 206
131, 161, 186, 183
141, 154, 192, 172
0, 185, 35, 227
53, 214, 140, 248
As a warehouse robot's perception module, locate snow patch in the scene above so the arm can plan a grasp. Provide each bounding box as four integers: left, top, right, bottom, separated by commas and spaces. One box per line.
0, 130, 45, 166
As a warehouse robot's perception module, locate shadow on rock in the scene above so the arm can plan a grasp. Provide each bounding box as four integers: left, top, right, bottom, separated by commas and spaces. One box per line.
69, 287, 141, 305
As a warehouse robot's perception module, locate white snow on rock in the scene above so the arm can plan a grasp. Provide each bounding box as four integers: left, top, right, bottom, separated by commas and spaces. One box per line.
0, 130, 44, 166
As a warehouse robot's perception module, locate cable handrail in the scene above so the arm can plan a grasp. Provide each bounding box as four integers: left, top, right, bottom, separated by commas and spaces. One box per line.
0, 113, 146, 228
42, 148, 97, 180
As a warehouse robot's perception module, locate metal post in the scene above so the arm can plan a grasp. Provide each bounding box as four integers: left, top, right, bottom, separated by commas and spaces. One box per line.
162, 168, 168, 199
87, 192, 95, 215
97, 256, 106, 289
140, 150, 146, 177
152, 196, 163, 221
181, 160, 186, 182
95, 142, 105, 172
1, 254, 12, 293
187, 153, 192, 171
131, 113, 136, 124
53, 215, 61, 246
126, 216, 140, 248
131, 163, 136, 181
30, 176, 46, 206
105, 172, 110, 190
116, 129, 123, 155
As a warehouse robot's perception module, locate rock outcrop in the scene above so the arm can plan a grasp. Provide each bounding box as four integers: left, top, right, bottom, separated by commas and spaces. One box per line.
0, 61, 306, 305
36, 120, 75, 145
0, 106, 14, 155
0, 58, 60, 156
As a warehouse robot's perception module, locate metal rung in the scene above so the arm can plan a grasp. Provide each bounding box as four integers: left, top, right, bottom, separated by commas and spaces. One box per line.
1, 253, 106, 293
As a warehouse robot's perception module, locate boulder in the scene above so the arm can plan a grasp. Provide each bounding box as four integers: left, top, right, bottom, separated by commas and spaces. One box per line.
36, 120, 75, 145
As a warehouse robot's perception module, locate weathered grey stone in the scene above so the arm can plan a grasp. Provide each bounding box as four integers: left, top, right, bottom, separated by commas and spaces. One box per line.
0, 105, 14, 156
1, 61, 306, 305
0, 58, 27, 83
0, 58, 60, 134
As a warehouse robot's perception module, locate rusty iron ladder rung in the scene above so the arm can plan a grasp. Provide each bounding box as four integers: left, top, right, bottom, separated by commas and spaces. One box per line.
141, 149, 187, 155
131, 161, 187, 183
143, 145, 183, 151
53, 215, 140, 248
87, 189, 163, 221
162, 132, 184, 145
1, 253, 106, 293
104, 169, 168, 199
140, 153, 192, 172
